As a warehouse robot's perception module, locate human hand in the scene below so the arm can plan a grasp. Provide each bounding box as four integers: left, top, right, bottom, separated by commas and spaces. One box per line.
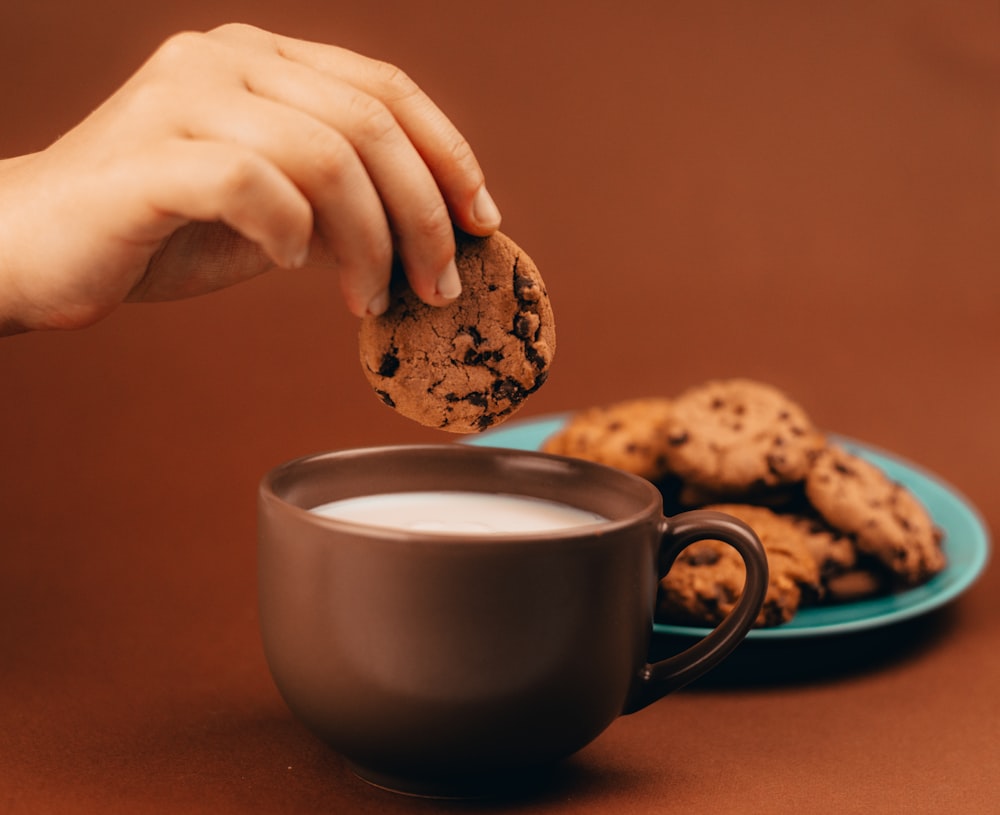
0, 23, 501, 334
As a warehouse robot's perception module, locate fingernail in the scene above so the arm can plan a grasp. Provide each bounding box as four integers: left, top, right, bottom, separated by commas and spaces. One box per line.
366, 288, 390, 316
288, 245, 309, 269
435, 260, 462, 300
472, 185, 502, 230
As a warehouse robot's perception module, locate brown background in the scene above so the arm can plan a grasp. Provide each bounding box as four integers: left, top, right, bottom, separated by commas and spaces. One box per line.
1, 1, 998, 813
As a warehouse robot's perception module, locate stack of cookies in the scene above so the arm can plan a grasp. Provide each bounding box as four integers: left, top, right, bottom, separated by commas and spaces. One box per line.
542, 378, 947, 628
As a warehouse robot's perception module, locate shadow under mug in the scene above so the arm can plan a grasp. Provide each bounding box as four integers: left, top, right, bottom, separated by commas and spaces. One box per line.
258, 444, 768, 798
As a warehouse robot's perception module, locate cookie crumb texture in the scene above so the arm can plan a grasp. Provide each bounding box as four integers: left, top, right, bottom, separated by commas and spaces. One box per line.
358, 232, 555, 433
663, 378, 826, 491
541, 398, 674, 480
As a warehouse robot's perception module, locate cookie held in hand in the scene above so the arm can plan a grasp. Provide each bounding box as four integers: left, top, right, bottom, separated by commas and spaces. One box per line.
359, 231, 555, 433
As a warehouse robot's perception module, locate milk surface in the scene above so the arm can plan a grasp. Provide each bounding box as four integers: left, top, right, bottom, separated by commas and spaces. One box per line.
310, 491, 606, 535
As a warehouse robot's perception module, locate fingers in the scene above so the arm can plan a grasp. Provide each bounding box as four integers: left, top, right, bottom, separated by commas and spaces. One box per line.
119, 139, 314, 298
356, 61, 503, 237
276, 35, 502, 233
120, 25, 499, 314
206, 24, 502, 309
177, 89, 400, 315
230, 49, 460, 311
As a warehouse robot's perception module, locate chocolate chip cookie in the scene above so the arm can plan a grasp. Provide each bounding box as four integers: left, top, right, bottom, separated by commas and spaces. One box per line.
805, 444, 946, 586
785, 511, 858, 582
657, 504, 821, 628
662, 379, 826, 493
358, 231, 555, 433
541, 398, 675, 480
782, 510, 893, 602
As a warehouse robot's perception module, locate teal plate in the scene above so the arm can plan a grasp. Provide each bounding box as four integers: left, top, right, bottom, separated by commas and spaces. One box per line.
468, 413, 991, 640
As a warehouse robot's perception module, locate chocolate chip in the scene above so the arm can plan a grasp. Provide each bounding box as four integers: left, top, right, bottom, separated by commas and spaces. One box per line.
476, 414, 499, 430
463, 348, 504, 366
492, 377, 527, 404
527, 369, 548, 393
834, 460, 855, 476
524, 342, 549, 369
377, 350, 400, 378
462, 326, 485, 347
445, 391, 489, 408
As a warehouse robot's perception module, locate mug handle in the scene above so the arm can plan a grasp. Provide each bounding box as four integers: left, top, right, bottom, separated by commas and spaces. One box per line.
623, 509, 769, 713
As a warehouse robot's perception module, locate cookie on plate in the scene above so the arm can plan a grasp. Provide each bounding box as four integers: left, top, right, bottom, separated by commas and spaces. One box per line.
784, 511, 858, 582
805, 444, 946, 586
783, 510, 895, 602
657, 503, 821, 628
674, 480, 808, 512
541, 398, 675, 481
358, 231, 555, 433
823, 564, 890, 604
662, 379, 826, 493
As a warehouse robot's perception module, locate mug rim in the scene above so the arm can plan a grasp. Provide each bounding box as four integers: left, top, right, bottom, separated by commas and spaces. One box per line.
259, 443, 665, 543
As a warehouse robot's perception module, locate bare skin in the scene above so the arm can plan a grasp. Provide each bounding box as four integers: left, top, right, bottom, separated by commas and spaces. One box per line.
0, 23, 502, 335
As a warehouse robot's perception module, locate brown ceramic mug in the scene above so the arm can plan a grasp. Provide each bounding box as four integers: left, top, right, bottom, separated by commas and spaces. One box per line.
258, 444, 768, 797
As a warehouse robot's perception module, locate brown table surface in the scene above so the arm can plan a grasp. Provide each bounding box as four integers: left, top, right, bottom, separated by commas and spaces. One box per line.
2, 2, 998, 813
